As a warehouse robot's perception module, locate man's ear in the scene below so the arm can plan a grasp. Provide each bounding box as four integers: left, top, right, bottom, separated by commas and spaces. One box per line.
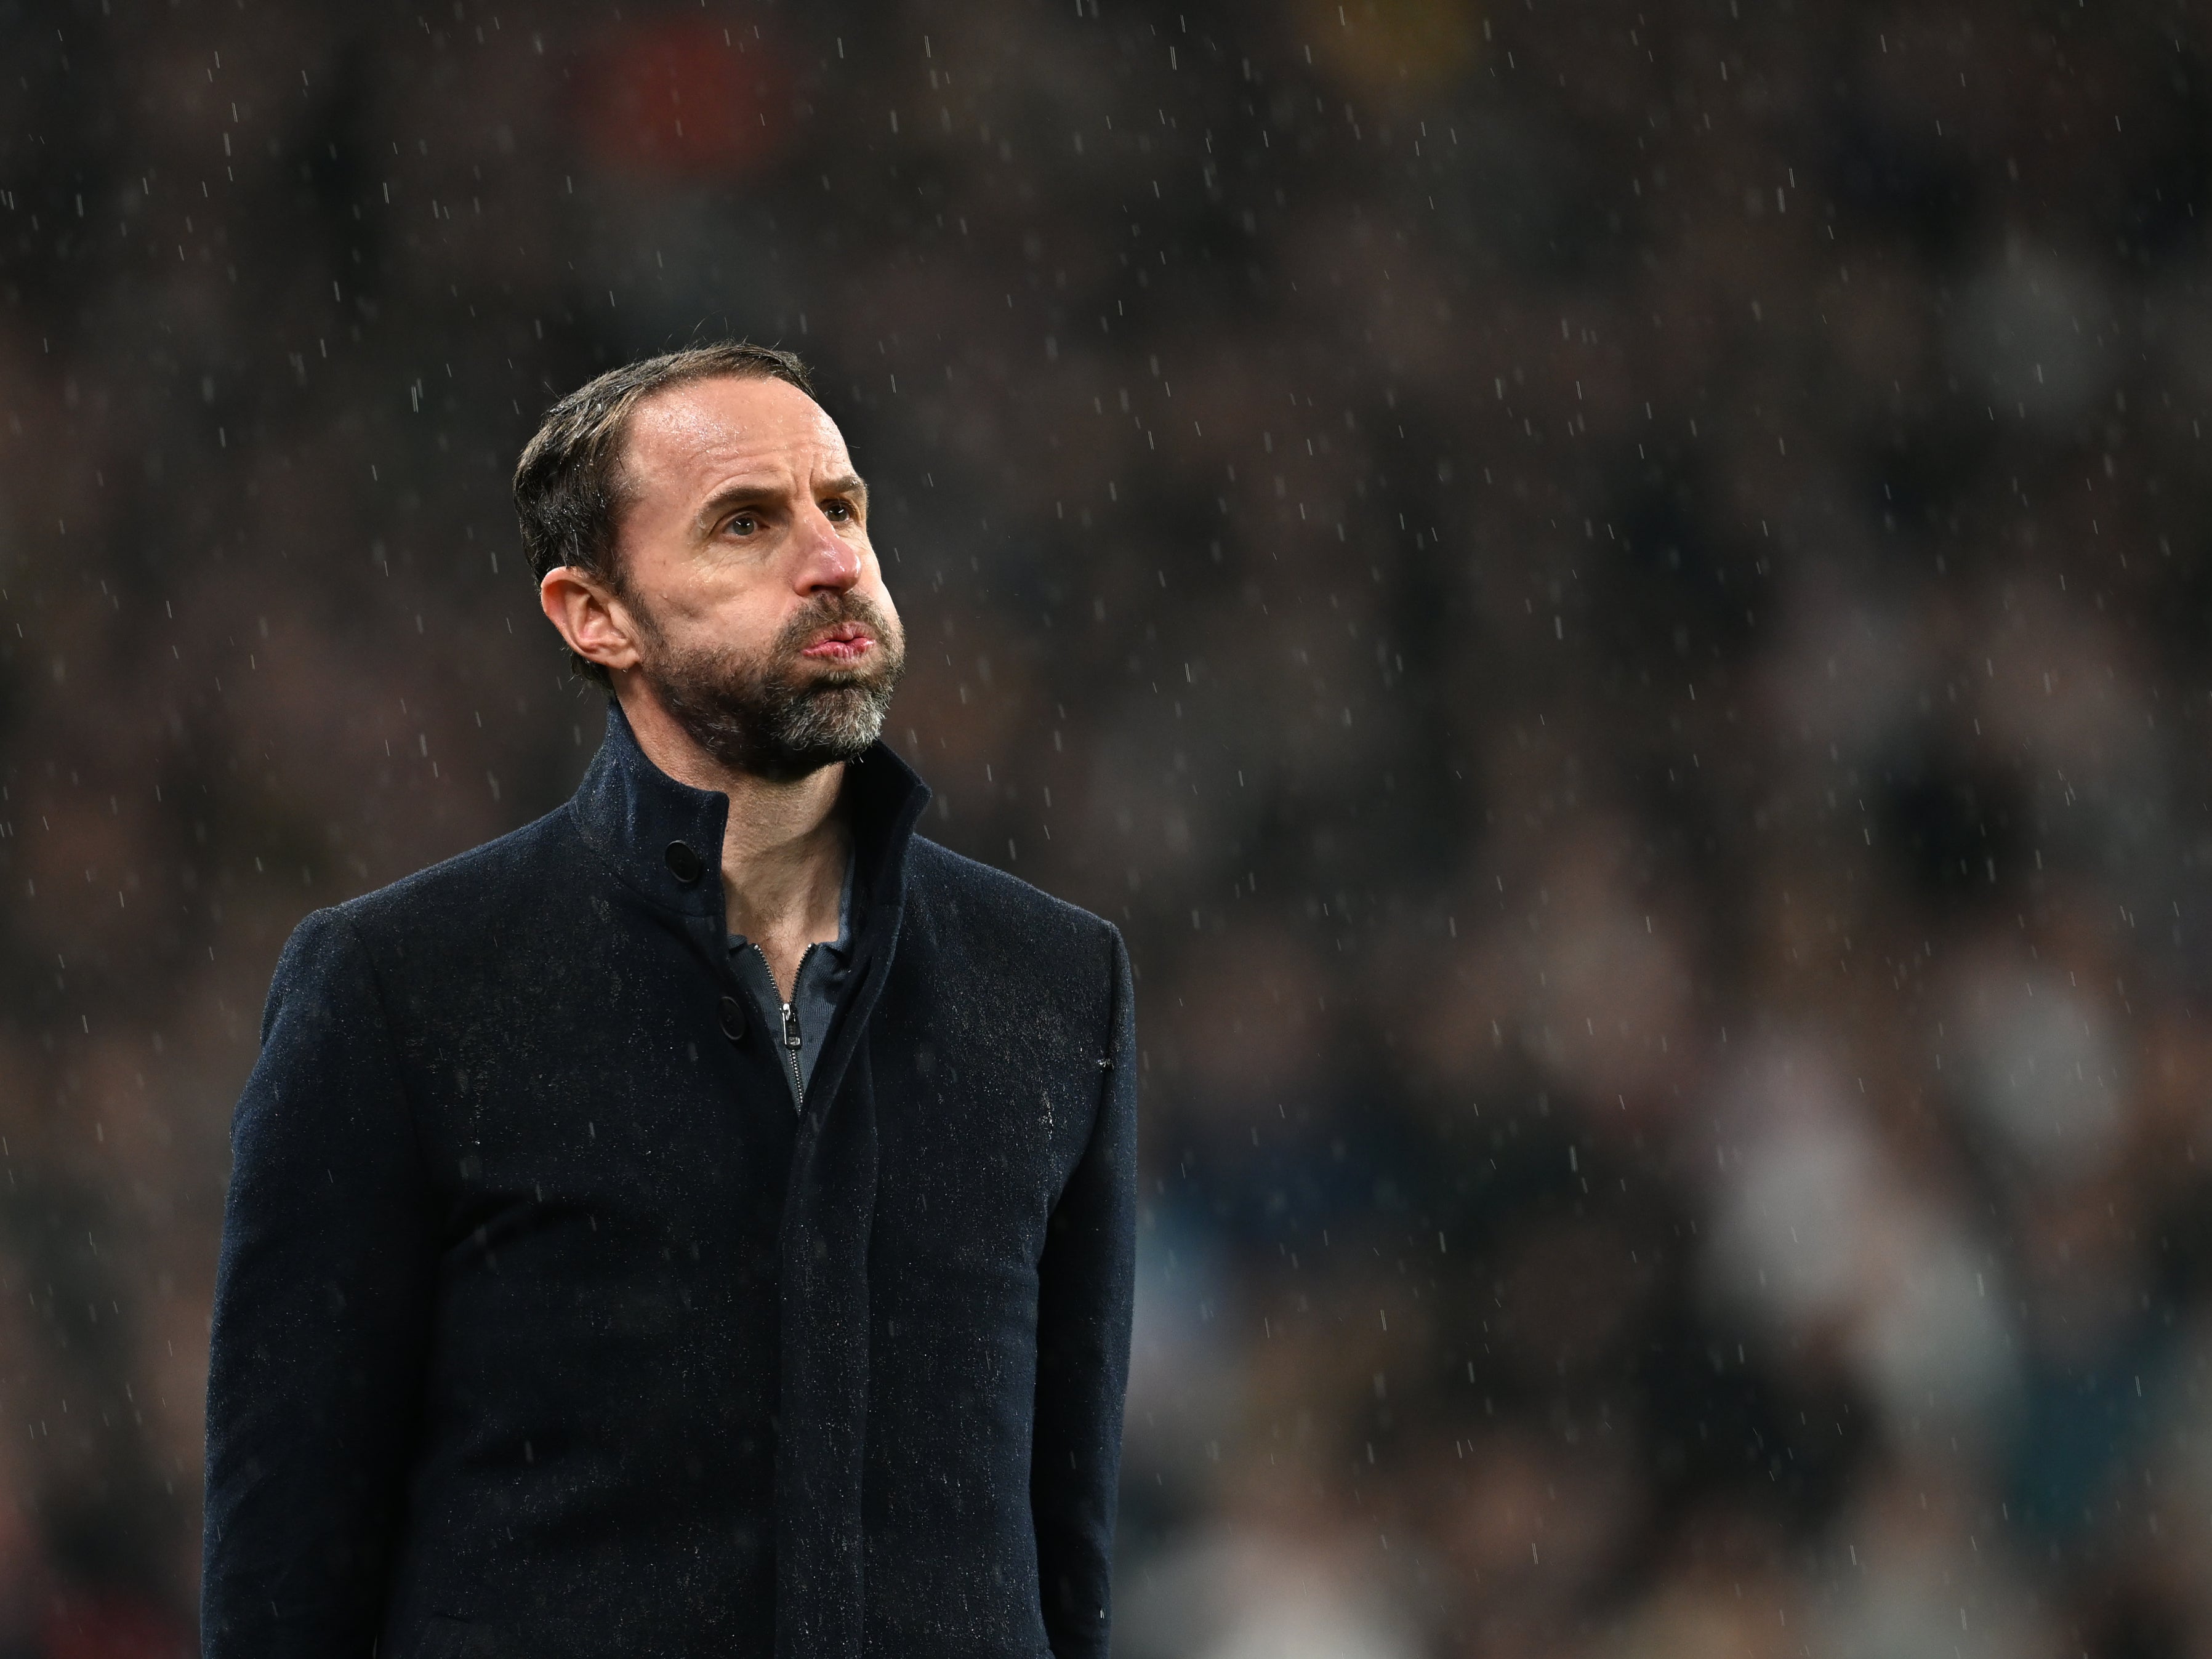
540, 566, 644, 674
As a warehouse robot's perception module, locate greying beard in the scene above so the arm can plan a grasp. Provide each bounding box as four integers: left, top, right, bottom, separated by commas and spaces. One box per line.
631, 593, 905, 783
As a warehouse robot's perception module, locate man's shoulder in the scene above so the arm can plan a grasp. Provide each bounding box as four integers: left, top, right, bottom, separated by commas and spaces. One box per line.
255, 808, 582, 1033
904, 836, 1119, 955
328, 803, 580, 946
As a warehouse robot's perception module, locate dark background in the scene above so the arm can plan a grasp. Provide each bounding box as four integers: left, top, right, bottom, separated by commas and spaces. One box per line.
7, 0, 2212, 1653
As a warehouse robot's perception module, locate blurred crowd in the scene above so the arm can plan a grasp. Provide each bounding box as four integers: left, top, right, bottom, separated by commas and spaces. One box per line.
7, 0, 2212, 1653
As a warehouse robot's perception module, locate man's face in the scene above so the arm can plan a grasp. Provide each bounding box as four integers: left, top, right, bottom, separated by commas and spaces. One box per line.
606, 374, 906, 780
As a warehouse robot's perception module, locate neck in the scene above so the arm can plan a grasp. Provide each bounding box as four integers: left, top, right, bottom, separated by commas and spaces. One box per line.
614, 680, 850, 976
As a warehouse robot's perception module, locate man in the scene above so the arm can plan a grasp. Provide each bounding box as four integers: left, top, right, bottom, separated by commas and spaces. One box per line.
200, 343, 1137, 1659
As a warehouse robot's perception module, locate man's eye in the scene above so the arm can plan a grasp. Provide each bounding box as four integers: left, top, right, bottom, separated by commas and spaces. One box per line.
725, 513, 757, 536
823, 500, 852, 522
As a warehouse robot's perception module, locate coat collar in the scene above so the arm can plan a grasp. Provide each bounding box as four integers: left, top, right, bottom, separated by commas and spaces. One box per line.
568, 697, 932, 928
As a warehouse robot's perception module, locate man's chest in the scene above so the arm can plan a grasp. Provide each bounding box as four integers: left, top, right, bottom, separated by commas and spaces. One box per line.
376, 920, 1100, 1309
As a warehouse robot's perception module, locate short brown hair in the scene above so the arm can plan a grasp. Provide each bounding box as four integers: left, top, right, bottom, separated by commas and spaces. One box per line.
513, 341, 817, 687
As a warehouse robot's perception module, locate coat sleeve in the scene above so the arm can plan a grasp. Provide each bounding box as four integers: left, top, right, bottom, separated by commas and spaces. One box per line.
201, 907, 439, 1658
1031, 923, 1138, 1659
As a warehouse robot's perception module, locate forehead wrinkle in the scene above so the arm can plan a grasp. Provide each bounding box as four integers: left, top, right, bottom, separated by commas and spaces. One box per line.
675, 414, 849, 484
630, 376, 840, 461
625, 378, 855, 523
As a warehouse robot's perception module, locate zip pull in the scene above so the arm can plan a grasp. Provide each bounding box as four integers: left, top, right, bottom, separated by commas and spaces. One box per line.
779, 1001, 806, 1109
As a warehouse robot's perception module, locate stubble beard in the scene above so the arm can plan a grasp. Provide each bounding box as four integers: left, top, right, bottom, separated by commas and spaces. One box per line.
627, 591, 907, 783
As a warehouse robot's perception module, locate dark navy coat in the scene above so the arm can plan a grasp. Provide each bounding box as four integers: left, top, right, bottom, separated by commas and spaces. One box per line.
201, 704, 1137, 1659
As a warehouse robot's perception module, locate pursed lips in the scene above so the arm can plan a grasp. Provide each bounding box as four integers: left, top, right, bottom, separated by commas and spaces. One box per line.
798, 621, 875, 662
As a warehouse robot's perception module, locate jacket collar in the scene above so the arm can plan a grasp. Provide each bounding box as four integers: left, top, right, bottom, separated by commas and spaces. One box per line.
568, 697, 932, 928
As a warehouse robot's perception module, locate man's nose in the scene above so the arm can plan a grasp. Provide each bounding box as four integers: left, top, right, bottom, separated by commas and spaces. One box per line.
792, 505, 862, 593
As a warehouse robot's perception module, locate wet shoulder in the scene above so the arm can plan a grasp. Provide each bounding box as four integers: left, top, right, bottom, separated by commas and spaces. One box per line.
903, 837, 1117, 966
329, 804, 579, 950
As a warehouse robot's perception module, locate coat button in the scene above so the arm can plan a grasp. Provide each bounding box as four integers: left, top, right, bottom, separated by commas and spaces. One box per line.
718, 995, 746, 1042
664, 841, 704, 883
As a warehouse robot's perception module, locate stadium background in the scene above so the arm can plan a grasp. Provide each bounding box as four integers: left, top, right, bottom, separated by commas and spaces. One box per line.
7, 1, 2212, 1653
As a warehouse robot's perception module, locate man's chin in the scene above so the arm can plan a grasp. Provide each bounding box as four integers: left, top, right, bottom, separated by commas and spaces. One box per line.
637, 638, 899, 779
789, 656, 896, 693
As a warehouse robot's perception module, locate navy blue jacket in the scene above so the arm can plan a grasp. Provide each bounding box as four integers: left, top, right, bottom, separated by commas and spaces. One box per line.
201, 704, 1137, 1659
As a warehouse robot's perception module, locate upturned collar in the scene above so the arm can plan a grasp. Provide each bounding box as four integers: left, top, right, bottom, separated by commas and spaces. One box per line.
568, 697, 932, 928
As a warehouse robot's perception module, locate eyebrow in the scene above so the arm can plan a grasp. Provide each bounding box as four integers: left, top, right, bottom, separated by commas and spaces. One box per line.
694, 472, 871, 530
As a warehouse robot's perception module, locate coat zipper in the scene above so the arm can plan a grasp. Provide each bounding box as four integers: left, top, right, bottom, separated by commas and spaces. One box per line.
754, 941, 818, 1108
